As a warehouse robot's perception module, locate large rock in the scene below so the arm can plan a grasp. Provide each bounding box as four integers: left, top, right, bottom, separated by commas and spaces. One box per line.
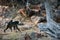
31, 16, 40, 25
31, 16, 46, 25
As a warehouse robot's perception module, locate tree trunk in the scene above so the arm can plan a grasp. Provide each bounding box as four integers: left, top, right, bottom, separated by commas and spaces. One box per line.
44, 0, 60, 38
45, 0, 54, 23
44, 0, 56, 37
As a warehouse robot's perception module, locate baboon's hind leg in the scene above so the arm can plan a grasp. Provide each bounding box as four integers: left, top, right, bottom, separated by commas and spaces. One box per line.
4, 25, 12, 32
4, 25, 9, 32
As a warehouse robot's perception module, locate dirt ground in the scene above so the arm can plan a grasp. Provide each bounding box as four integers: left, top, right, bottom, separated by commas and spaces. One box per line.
0, 16, 52, 40
0, 27, 52, 40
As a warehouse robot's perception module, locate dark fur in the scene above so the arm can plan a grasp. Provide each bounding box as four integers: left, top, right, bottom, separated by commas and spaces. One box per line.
4, 21, 23, 32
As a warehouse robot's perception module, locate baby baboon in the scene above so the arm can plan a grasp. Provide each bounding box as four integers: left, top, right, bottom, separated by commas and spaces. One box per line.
4, 20, 22, 32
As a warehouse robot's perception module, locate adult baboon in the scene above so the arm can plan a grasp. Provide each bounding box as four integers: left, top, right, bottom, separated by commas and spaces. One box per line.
4, 20, 24, 32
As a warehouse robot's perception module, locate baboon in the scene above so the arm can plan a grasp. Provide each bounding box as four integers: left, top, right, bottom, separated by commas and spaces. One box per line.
4, 20, 23, 32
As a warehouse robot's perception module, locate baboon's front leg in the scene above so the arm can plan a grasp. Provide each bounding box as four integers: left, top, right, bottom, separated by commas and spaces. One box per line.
15, 25, 21, 32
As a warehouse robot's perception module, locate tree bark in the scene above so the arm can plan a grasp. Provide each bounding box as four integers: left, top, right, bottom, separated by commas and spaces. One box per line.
44, 0, 57, 38
45, 0, 54, 23
44, 0, 60, 38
